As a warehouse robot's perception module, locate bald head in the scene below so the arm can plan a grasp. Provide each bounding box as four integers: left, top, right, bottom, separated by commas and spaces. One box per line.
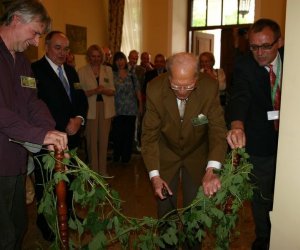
167, 52, 199, 100
167, 52, 199, 79
128, 50, 139, 66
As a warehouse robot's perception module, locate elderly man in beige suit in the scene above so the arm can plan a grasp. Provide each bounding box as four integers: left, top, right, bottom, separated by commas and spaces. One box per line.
141, 52, 227, 249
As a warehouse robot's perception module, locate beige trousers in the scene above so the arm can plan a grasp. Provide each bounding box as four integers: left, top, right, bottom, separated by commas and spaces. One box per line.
86, 101, 111, 175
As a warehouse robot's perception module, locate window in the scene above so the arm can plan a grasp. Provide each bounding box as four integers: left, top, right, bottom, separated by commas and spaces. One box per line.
188, 0, 254, 67
190, 0, 254, 28
121, 0, 142, 58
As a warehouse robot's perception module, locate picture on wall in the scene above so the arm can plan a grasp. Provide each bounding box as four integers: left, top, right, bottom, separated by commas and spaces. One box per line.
66, 24, 87, 55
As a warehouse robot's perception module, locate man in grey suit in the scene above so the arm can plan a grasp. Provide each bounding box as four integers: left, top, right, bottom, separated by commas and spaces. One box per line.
141, 52, 228, 249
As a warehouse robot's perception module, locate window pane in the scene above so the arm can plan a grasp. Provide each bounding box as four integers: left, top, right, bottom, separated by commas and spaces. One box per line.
191, 0, 206, 27
207, 0, 222, 26
238, 0, 255, 24
223, 0, 238, 25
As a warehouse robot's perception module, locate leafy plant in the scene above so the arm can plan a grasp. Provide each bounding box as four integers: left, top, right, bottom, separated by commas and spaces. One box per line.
37, 148, 253, 249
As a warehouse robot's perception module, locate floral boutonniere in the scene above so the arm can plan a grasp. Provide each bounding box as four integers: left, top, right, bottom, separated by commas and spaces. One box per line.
191, 114, 208, 126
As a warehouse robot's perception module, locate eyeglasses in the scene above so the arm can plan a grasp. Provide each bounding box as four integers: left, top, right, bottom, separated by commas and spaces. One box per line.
249, 38, 279, 51
170, 83, 195, 91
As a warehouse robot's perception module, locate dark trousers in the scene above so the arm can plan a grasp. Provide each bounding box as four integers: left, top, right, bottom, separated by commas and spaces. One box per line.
34, 155, 55, 240
250, 155, 276, 241
112, 115, 136, 163
0, 175, 26, 250
158, 167, 201, 250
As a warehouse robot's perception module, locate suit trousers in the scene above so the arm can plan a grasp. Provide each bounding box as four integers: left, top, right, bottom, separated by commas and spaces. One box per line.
157, 167, 201, 250
112, 115, 136, 163
0, 175, 26, 250
250, 154, 276, 241
86, 101, 112, 175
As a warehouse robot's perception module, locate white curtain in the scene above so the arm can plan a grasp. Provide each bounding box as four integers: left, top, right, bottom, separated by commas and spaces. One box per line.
121, 0, 142, 58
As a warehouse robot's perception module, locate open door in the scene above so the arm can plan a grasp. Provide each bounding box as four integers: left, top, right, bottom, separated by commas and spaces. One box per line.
193, 31, 214, 56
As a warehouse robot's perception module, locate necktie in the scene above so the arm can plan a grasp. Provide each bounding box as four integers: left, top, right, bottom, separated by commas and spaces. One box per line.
178, 99, 186, 121
58, 66, 71, 101
268, 64, 281, 130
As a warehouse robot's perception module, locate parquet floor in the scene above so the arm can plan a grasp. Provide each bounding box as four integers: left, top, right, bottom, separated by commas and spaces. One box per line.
22, 153, 255, 249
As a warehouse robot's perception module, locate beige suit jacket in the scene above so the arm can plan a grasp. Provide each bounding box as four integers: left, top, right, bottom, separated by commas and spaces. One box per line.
78, 64, 115, 119
141, 72, 228, 185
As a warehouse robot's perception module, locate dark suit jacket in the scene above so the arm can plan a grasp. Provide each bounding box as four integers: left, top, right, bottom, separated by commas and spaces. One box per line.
31, 57, 88, 149
143, 68, 167, 96
227, 48, 284, 156
141, 73, 228, 185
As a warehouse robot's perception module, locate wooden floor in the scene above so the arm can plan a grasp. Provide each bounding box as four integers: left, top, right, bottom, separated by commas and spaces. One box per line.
22, 153, 255, 249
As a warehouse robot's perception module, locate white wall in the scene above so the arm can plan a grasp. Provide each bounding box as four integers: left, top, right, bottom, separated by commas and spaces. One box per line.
270, 0, 300, 249
170, 0, 187, 54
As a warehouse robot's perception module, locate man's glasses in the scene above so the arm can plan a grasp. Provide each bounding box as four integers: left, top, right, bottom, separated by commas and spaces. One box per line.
170, 83, 195, 91
249, 38, 279, 51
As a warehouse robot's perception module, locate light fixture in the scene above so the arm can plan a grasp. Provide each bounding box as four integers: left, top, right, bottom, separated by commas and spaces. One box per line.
239, 0, 251, 18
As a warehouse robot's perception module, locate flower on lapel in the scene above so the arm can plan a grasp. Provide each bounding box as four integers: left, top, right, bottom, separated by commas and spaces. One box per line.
191, 113, 208, 126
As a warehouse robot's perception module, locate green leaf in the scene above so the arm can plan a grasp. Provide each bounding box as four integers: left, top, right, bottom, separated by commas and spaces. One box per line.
210, 207, 224, 219
200, 213, 212, 228
53, 172, 69, 184
42, 153, 55, 170
88, 231, 107, 250
232, 174, 243, 184
229, 185, 238, 195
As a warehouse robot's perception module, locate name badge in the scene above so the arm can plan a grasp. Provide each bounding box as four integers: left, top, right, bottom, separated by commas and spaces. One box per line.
20, 76, 36, 89
267, 110, 279, 120
73, 82, 82, 90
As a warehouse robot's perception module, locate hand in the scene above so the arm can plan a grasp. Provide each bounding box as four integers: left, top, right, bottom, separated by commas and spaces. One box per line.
95, 85, 104, 94
66, 117, 82, 135
226, 128, 246, 149
203, 68, 216, 80
202, 168, 221, 197
150, 176, 173, 200
145, 63, 153, 71
43, 130, 68, 152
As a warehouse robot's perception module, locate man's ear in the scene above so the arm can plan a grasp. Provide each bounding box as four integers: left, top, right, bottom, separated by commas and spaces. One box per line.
11, 14, 21, 26
278, 37, 284, 48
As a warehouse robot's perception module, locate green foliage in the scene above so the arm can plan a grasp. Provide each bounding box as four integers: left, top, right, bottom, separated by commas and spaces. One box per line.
37, 148, 253, 249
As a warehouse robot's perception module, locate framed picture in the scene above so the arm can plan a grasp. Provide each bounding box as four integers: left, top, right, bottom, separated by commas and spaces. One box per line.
66, 24, 87, 55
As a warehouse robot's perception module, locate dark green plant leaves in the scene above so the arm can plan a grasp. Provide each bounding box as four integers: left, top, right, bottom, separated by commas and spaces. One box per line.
38, 148, 253, 249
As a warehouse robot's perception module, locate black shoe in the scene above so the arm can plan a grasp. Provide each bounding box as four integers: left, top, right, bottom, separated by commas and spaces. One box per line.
252, 237, 270, 250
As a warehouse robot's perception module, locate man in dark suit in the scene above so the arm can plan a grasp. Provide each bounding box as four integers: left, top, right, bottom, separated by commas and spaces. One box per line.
141, 52, 227, 249
31, 31, 88, 240
226, 19, 284, 250
143, 53, 167, 95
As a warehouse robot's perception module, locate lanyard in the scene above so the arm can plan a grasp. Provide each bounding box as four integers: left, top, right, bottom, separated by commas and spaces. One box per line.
270, 56, 282, 106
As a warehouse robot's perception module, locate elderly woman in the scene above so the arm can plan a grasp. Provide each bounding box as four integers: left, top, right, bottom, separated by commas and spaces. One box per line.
112, 51, 143, 163
78, 45, 115, 176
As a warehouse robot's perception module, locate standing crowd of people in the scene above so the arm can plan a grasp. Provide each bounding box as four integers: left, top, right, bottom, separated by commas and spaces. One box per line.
0, 1, 283, 249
